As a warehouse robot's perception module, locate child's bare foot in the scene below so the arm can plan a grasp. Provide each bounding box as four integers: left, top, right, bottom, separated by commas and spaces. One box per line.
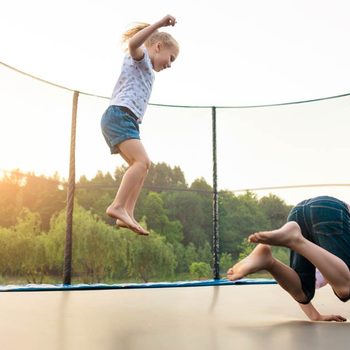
248, 221, 303, 249
116, 219, 129, 229
227, 244, 273, 281
130, 224, 149, 236
116, 219, 149, 236
116, 215, 141, 229
107, 206, 148, 235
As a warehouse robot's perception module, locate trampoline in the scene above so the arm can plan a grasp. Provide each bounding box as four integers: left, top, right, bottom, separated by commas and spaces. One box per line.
0, 280, 349, 350
1, 55, 350, 350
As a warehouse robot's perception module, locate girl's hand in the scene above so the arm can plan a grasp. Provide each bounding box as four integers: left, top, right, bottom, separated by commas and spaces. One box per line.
299, 302, 347, 322
317, 314, 347, 322
158, 15, 176, 27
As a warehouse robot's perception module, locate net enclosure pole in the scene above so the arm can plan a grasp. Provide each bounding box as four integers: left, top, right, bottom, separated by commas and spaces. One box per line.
63, 90, 79, 285
212, 106, 220, 279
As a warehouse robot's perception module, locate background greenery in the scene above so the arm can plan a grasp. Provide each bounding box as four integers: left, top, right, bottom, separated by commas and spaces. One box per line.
0, 164, 292, 284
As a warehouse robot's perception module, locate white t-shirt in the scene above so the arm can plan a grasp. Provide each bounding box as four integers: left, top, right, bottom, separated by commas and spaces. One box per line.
109, 48, 155, 122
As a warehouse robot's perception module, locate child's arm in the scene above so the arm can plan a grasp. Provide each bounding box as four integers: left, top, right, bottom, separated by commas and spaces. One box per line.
129, 15, 176, 60
299, 302, 346, 322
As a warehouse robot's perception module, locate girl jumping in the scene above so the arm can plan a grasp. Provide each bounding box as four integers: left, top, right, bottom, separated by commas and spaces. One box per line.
101, 15, 179, 235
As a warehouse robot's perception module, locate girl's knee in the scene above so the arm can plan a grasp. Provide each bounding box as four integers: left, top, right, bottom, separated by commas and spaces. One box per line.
334, 287, 350, 302
134, 158, 151, 172
142, 158, 151, 171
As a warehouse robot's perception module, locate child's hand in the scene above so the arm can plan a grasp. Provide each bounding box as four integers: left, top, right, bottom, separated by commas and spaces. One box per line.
317, 314, 347, 322
158, 15, 176, 27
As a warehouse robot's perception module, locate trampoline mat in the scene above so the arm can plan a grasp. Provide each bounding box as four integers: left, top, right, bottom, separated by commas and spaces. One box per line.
0, 283, 349, 350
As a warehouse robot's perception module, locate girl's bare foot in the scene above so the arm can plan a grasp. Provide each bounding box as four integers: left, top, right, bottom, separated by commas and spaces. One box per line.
116, 219, 149, 236
131, 224, 149, 236
107, 206, 149, 236
248, 221, 303, 248
227, 244, 273, 281
116, 215, 141, 228
116, 219, 129, 229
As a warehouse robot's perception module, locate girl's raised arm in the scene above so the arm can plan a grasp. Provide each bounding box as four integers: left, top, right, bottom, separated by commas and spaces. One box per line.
128, 15, 176, 60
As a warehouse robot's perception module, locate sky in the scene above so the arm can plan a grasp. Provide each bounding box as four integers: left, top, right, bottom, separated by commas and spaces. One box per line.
1, 0, 350, 205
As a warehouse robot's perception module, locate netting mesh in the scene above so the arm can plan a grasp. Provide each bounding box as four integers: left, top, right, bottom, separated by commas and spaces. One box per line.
217, 96, 350, 203
0, 64, 72, 178
1, 62, 350, 285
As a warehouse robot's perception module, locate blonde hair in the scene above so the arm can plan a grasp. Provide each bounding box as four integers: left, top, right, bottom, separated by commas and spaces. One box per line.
122, 22, 179, 53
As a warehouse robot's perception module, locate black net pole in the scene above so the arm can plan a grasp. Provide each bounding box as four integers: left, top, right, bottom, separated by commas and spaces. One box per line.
63, 90, 79, 285
212, 106, 220, 279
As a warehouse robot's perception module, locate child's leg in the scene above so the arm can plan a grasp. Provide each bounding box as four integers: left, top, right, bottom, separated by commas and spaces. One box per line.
107, 139, 150, 235
249, 222, 350, 300
117, 149, 148, 226
227, 244, 308, 303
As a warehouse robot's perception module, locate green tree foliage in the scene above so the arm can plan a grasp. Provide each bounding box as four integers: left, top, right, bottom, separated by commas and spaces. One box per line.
0, 170, 65, 230
189, 262, 211, 280
76, 171, 116, 225
198, 241, 212, 264
219, 252, 233, 273
66, 205, 127, 283
0, 165, 294, 283
162, 190, 212, 246
0, 172, 22, 227
0, 209, 49, 282
142, 192, 183, 243
259, 194, 292, 229
126, 228, 177, 282
183, 243, 199, 272
144, 162, 187, 189
47, 206, 178, 283
219, 191, 270, 260
49, 205, 127, 282
21, 172, 66, 230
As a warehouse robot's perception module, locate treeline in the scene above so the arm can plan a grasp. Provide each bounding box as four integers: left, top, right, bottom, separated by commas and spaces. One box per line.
0, 164, 292, 284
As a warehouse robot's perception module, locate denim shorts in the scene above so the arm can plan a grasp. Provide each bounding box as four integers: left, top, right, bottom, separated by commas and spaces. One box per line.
101, 105, 140, 154
287, 196, 350, 303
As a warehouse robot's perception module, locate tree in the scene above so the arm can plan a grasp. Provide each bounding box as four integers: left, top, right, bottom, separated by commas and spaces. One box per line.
198, 241, 212, 265
183, 243, 198, 272
219, 252, 233, 274
0, 227, 14, 275
21, 172, 66, 231
189, 262, 211, 280
259, 194, 292, 229
219, 191, 269, 259
76, 171, 116, 225
0, 209, 49, 282
127, 230, 177, 282
0, 170, 23, 227
142, 192, 183, 243
144, 162, 187, 190
48, 204, 128, 283
162, 190, 212, 246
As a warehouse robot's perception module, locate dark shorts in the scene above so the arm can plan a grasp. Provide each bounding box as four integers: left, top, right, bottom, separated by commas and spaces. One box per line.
101, 105, 140, 154
287, 196, 350, 303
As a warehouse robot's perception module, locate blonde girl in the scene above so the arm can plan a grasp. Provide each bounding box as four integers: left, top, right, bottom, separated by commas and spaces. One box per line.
101, 15, 179, 235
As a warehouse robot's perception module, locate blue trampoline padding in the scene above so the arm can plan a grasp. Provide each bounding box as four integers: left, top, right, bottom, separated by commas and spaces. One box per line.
0, 278, 276, 292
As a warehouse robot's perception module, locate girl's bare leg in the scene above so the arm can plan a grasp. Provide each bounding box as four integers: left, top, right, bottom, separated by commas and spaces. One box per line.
116, 148, 148, 229
227, 244, 308, 303
249, 221, 350, 300
106, 139, 150, 235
